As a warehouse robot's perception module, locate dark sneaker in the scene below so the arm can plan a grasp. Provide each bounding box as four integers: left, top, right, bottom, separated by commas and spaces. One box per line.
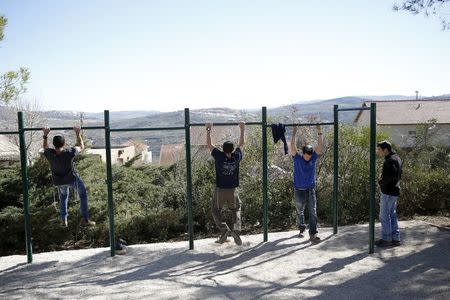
80, 218, 96, 227
375, 239, 391, 247
215, 230, 230, 244
391, 240, 401, 247
309, 234, 321, 243
230, 230, 242, 246
115, 240, 127, 255
61, 218, 68, 227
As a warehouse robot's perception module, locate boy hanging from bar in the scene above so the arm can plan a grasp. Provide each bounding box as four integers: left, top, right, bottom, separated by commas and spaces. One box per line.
206, 121, 245, 245
42, 126, 96, 227
290, 116, 323, 242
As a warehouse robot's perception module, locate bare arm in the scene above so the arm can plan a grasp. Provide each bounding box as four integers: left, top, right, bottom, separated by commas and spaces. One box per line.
74, 126, 85, 151
316, 125, 323, 155
290, 126, 298, 156
42, 127, 50, 150
206, 123, 214, 152
238, 121, 245, 148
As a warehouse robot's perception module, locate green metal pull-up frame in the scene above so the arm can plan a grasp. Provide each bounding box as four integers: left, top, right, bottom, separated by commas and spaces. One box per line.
0, 103, 377, 263
334, 103, 377, 253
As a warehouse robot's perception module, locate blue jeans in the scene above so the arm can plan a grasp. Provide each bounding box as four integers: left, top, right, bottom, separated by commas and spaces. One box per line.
379, 193, 400, 241
57, 175, 89, 221
294, 188, 318, 235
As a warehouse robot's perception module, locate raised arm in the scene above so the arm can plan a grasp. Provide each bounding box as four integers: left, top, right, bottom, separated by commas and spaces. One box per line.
74, 126, 85, 151
206, 123, 214, 152
290, 126, 298, 156
316, 124, 323, 155
238, 121, 245, 148
42, 127, 50, 150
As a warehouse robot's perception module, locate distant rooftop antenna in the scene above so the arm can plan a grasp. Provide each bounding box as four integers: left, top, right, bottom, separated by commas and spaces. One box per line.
415, 91, 419, 100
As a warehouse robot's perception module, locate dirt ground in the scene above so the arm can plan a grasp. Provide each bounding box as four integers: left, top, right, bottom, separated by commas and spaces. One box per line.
1, 220, 449, 300
413, 214, 450, 230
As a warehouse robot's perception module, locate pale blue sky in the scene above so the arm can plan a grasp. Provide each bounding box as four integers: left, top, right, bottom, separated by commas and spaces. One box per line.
1, 0, 449, 112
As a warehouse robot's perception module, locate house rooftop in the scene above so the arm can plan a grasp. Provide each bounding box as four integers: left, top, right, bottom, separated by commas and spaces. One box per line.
354, 99, 450, 125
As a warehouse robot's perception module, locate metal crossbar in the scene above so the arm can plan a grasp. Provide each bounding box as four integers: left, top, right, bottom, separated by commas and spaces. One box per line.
336, 107, 371, 112
110, 126, 185, 132
190, 121, 262, 126
24, 126, 105, 131
282, 122, 334, 127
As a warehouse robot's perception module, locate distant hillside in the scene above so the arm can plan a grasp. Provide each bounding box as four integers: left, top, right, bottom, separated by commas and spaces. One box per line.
423, 94, 450, 100
269, 96, 365, 123
109, 108, 260, 129
85, 110, 160, 120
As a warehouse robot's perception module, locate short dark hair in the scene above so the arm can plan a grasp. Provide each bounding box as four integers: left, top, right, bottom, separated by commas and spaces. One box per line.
53, 135, 65, 148
222, 141, 234, 154
377, 140, 392, 152
302, 145, 314, 155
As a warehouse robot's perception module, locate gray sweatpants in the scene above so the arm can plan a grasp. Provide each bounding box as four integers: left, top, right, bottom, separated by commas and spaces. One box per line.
211, 187, 241, 233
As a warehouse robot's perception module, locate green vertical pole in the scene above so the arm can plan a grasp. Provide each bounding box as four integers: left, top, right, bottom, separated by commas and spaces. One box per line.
369, 103, 377, 254
184, 108, 194, 250
18, 112, 33, 263
104, 110, 115, 257
333, 105, 339, 234
262, 107, 268, 242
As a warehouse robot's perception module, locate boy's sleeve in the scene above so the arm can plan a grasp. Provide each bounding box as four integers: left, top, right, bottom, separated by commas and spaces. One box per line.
43, 148, 51, 159
211, 147, 220, 159
71, 147, 80, 157
312, 152, 319, 162
235, 147, 243, 161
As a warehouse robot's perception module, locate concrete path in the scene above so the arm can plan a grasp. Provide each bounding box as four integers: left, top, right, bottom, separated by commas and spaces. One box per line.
1, 220, 449, 299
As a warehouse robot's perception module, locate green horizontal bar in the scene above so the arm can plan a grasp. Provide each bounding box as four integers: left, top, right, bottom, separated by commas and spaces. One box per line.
282, 122, 334, 127
110, 126, 186, 132
24, 126, 105, 131
190, 122, 262, 126
336, 107, 371, 112
0, 131, 19, 135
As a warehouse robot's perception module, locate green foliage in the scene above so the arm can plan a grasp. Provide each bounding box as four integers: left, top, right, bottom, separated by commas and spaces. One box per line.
0, 68, 30, 105
329, 126, 389, 224
400, 166, 450, 215
0, 163, 22, 210
0, 206, 25, 255
0, 15, 30, 105
0, 15, 6, 41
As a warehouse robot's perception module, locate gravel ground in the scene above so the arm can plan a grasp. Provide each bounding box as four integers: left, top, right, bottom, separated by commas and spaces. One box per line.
1, 220, 449, 300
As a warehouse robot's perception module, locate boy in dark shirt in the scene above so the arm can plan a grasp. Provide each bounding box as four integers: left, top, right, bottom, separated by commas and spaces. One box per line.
376, 140, 402, 247
42, 126, 95, 227
206, 122, 245, 245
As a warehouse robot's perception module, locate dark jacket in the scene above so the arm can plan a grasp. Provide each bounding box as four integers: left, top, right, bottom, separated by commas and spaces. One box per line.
379, 151, 402, 196
271, 123, 288, 155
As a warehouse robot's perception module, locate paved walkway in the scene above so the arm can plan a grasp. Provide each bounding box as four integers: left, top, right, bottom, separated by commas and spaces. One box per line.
1, 220, 449, 299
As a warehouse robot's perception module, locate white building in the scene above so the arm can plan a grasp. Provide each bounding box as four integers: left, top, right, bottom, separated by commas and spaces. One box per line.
0, 135, 20, 166
86, 141, 152, 165
354, 99, 450, 147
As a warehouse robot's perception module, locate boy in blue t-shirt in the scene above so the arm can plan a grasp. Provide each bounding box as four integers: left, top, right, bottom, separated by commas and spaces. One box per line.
290, 124, 323, 242
206, 121, 245, 245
